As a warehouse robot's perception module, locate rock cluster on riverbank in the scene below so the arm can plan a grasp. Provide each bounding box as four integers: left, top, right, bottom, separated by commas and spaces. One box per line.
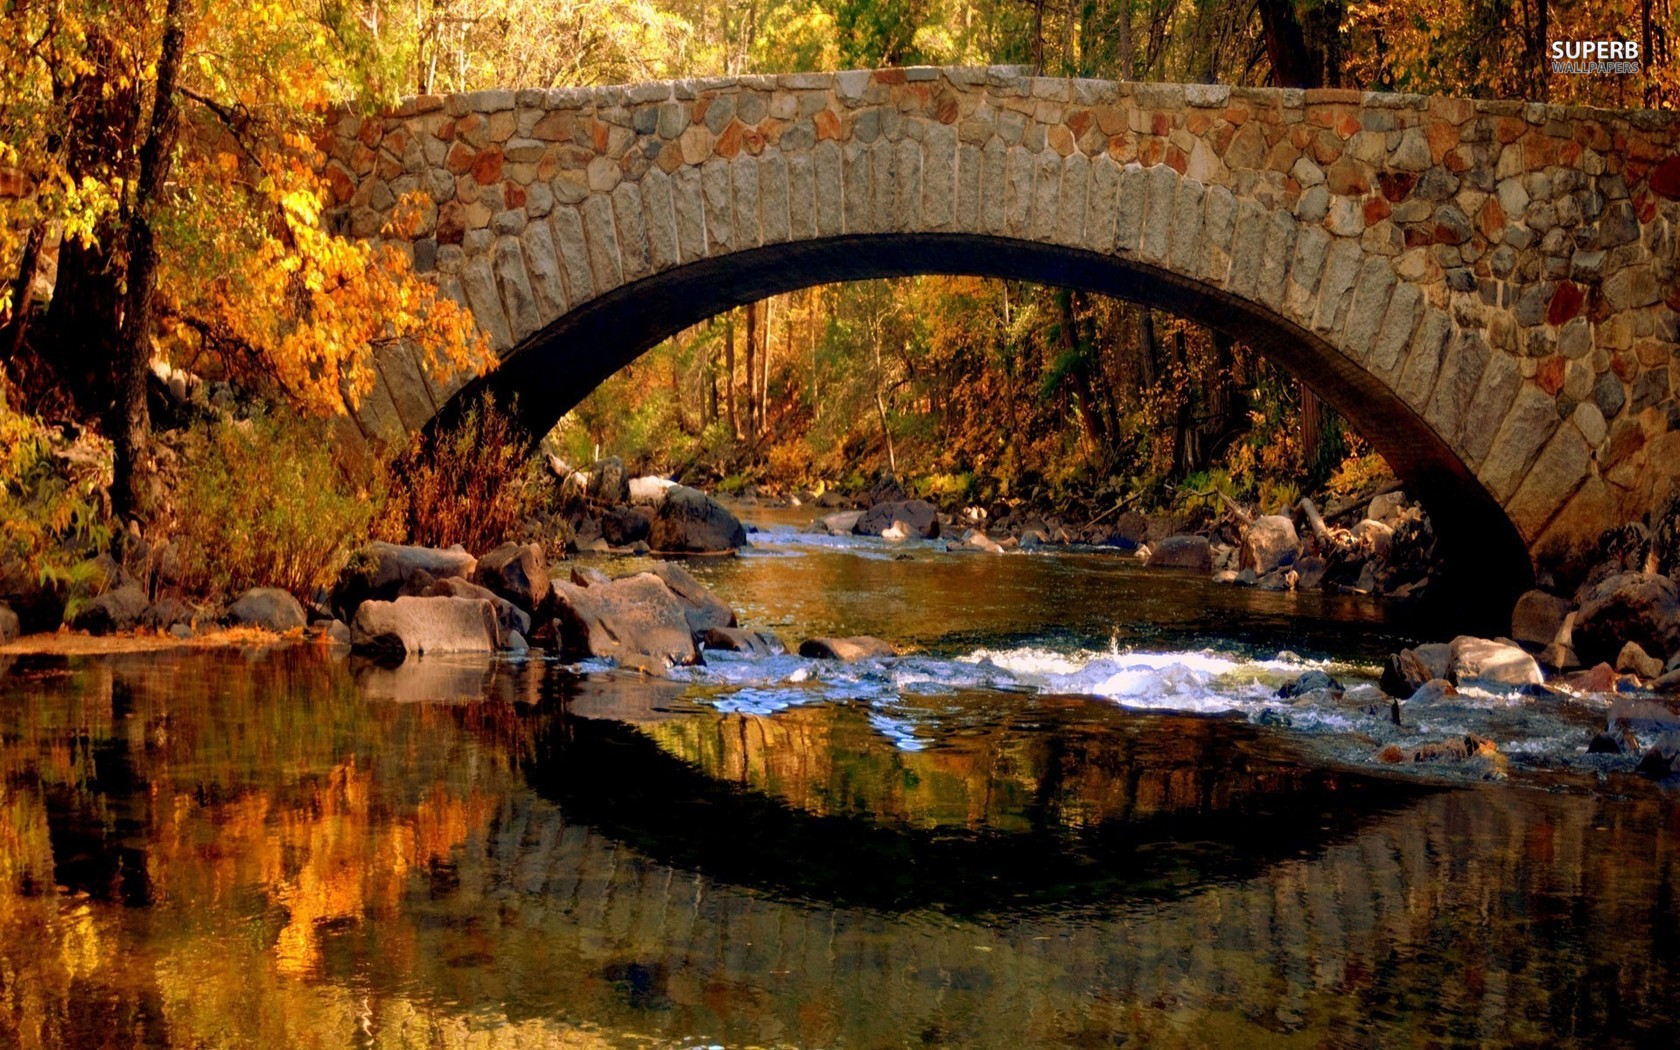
552, 455, 749, 555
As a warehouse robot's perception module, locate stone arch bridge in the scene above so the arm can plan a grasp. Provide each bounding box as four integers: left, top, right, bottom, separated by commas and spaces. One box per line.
325, 66, 1680, 592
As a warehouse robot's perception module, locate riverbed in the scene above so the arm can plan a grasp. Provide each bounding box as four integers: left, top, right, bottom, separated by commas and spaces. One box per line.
0, 506, 1676, 1047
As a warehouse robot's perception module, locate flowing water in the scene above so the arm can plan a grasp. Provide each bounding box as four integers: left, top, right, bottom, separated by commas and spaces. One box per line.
1, 505, 1678, 1048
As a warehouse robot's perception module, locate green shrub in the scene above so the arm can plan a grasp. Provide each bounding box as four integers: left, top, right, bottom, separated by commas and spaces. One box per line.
0, 397, 113, 596
171, 409, 381, 600
377, 396, 547, 555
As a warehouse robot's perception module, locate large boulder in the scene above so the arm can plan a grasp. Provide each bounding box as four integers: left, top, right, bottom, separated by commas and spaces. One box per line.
226, 587, 307, 632
332, 542, 477, 619
649, 562, 735, 635
648, 485, 747, 553
1448, 635, 1543, 689
547, 573, 699, 668
473, 542, 549, 612
1240, 515, 1299, 575
423, 576, 531, 639
1510, 589, 1572, 649
585, 456, 629, 505
600, 505, 652, 547
350, 596, 501, 655
798, 636, 898, 661
855, 499, 940, 539
1146, 535, 1212, 572
1573, 572, 1680, 668
1092, 511, 1150, 550
1380, 642, 1451, 697
71, 582, 148, 635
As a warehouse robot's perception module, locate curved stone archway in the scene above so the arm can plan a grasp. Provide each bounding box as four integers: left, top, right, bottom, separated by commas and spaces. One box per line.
326, 66, 1680, 589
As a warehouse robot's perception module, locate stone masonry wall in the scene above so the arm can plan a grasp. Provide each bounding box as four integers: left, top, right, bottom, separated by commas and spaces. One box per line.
322, 66, 1680, 563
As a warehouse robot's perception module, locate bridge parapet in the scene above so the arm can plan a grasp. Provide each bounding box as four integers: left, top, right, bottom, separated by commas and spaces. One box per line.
326, 67, 1680, 571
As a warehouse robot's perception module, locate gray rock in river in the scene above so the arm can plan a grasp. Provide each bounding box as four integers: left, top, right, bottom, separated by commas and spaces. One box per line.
1380, 642, 1451, 697
586, 456, 630, 505
1240, 515, 1299, 576
71, 582, 149, 635
423, 576, 531, 639
702, 626, 784, 657
547, 573, 700, 668
855, 500, 940, 539
648, 485, 748, 553
1448, 635, 1543, 690
351, 596, 501, 655
798, 636, 898, 661
650, 562, 736, 635
1509, 589, 1572, 649
812, 510, 864, 535
1573, 571, 1680, 668
1146, 535, 1213, 572
226, 587, 307, 632
1276, 669, 1344, 699
332, 541, 478, 618
473, 542, 550, 613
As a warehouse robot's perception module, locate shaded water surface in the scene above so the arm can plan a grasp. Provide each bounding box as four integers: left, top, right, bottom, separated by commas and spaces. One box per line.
2, 529, 1679, 1047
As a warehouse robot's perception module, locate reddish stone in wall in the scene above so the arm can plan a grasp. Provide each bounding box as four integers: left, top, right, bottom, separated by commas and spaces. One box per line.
1547, 282, 1585, 326
1651, 156, 1680, 200
1537, 355, 1566, 396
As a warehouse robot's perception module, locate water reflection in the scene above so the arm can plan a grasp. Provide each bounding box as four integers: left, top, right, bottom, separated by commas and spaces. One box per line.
0, 650, 1678, 1047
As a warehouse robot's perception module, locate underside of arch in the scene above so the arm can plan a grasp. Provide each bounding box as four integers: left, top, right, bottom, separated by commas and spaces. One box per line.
446, 232, 1534, 616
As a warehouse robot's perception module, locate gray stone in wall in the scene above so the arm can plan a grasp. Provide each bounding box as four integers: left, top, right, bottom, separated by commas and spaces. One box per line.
1005, 146, 1034, 237
671, 166, 707, 263
548, 206, 596, 304
1424, 330, 1491, 445
731, 155, 762, 248
641, 168, 680, 272
786, 152, 816, 240
1395, 308, 1452, 412
1055, 154, 1088, 248
1341, 258, 1395, 364
922, 123, 957, 230
611, 182, 650, 282
1478, 386, 1561, 502
1505, 425, 1591, 538
355, 369, 410, 447
759, 153, 790, 244
1166, 179, 1204, 274
980, 139, 1008, 235
1085, 156, 1120, 254
1284, 225, 1330, 322
1369, 281, 1422, 378
1257, 212, 1297, 313
461, 254, 516, 351
1199, 185, 1236, 284
1458, 351, 1522, 466
378, 341, 441, 433
1114, 163, 1147, 255
491, 235, 542, 341
871, 141, 897, 232
893, 138, 922, 231
843, 143, 872, 234
701, 159, 734, 252
580, 194, 624, 291
1311, 238, 1364, 336
813, 143, 844, 237
520, 220, 569, 318
955, 143, 982, 233
1225, 198, 1268, 299
1031, 151, 1062, 244
1138, 163, 1178, 265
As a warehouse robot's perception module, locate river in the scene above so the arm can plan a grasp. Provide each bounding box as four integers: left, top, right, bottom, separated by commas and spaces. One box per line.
0, 504, 1675, 1047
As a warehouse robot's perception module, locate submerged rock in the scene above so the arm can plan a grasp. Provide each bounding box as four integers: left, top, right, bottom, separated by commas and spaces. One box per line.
702, 626, 784, 657
473, 542, 550, 613
1146, 535, 1212, 572
1404, 678, 1460, 706
351, 596, 501, 655
648, 485, 748, 553
226, 587, 307, 632
798, 636, 898, 661
547, 573, 699, 668
1378, 734, 1501, 765
1277, 669, 1343, 699
1594, 697, 1680, 755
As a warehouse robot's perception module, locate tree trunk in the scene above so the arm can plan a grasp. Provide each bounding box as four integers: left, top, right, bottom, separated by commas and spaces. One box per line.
1, 223, 45, 363
113, 0, 188, 520
1255, 0, 1321, 88
744, 299, 758, 438
723, 309, 739, 439
1299, 386, 1324, 476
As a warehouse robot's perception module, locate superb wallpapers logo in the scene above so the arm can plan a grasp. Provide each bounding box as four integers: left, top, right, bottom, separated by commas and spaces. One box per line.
1550, 38, 1644, 74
